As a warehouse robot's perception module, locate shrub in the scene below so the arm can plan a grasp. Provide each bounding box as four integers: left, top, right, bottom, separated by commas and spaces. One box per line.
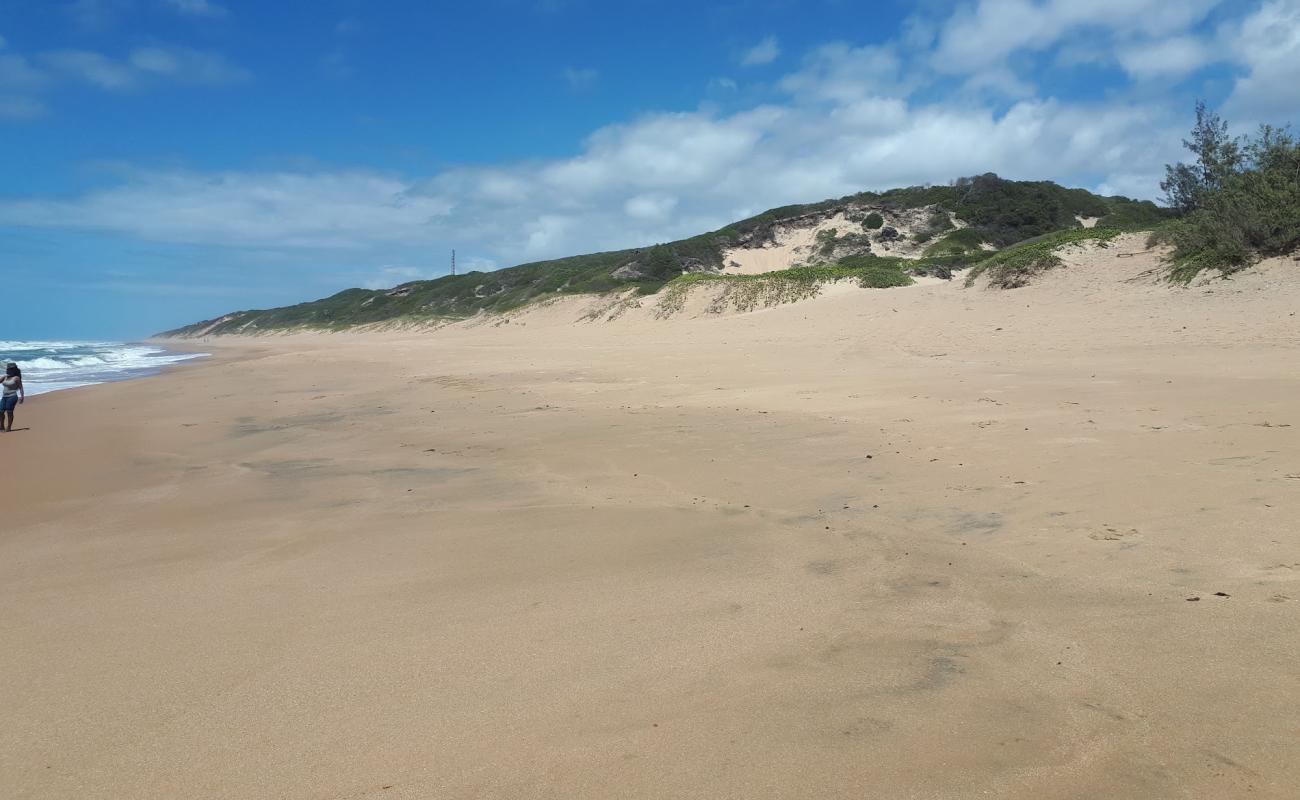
863, 212, 884, 229
923, 227, 984, 256
815, 228, 841, 256
944, 173, 1109, 246
926, 210, 954, 232
1160, 115, 1300, 280
835, 253, 915, 287
1096, 197, 1175, 229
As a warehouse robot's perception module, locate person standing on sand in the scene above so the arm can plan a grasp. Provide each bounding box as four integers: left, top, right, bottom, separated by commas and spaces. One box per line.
1, 362, 24, 432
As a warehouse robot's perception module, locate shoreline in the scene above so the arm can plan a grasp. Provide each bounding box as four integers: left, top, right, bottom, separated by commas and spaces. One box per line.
5, 340, 214, 398
3, 256, 1298, 799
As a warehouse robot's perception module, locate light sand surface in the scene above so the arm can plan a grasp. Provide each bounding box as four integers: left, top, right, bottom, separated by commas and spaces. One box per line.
3, 238, 1299, 799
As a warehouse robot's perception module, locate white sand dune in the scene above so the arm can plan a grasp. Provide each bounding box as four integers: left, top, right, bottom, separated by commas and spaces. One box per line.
721, 205, 963, 275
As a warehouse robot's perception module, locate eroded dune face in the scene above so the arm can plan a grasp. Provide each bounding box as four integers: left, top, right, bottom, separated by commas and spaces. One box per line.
720, 205, 964, 275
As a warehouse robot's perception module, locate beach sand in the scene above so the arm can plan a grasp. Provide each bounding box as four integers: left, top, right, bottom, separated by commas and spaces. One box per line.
3, 237, 1298, 798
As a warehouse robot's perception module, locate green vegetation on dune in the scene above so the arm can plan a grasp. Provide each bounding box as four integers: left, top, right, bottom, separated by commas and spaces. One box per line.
923, 227, 985, 256
912, 210, 955, 243
871, 175, 1162, 246
964, 228, 1122, 288
652, 256, 917, 316
161, 175, 1165, 336
1095, 196, 1176, 229
1155, 104, 1300, 281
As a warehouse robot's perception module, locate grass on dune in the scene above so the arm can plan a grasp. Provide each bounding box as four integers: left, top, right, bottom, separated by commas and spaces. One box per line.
964, 228, 1123, 288
653, 258, 915, 316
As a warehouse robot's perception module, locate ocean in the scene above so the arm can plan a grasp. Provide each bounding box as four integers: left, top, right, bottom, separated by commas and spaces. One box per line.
0, 341, 207, 396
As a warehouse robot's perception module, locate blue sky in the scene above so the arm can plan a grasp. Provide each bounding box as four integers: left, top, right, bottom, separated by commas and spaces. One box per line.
2, 0, 1298, 339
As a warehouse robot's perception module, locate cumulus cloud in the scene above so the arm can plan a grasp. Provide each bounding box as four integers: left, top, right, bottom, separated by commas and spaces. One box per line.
1221, 0, 1300, 123
3, 0, 1296, 285
740, 36, 780, 66
0, 170, 452, 249
1115, 35, 1210, 79
778, 43, 904, 103
624, 193, 679, 222
0, 96, 1183, 264
929, 0, 1224, 86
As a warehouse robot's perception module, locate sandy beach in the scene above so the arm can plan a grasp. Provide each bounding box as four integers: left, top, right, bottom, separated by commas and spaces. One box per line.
3, 238, 1298, 799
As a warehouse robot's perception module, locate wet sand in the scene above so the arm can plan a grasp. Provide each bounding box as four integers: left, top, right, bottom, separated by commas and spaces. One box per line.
2, 238, 1298, 798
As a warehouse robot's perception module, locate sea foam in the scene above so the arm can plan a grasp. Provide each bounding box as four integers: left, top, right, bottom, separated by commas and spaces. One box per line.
0, 342, 207, 395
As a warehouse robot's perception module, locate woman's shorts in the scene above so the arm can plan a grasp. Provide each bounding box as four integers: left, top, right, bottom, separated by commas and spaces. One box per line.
0, 395, 17, 413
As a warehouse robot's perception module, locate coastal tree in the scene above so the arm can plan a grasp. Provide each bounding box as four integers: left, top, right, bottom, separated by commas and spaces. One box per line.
1161, 101, 1244, 213
1158, 106, 1300, 278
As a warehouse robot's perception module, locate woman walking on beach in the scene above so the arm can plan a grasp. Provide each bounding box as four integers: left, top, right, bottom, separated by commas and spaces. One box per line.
2, 362, 24, 432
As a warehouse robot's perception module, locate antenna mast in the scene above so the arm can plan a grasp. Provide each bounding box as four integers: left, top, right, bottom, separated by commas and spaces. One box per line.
451, 249, 456, 276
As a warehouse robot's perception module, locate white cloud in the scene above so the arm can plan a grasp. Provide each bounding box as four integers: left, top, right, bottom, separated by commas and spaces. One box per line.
161, 0, 228, 16
779, 43, 904, 103
128, 46, 250, 85
0, 44, 249, 112
562, 67, 598, 89
0, 95, 1183, 262
930, 0, 1224, 87
41, 50, 137, 90
740, 36, 780, 67
4, 0, 1295, 282
1116, 35, 1211, 79
624, 193, 678, 222
1221, 0, 1300, 124
0, 170, 452, 249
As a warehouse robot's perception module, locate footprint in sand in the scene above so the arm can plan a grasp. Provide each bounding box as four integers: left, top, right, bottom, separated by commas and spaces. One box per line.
1089, 526, 1140, 541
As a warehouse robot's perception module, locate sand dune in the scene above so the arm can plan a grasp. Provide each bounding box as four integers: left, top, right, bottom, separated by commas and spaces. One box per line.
2, 240, 1298, 798
721, 205, 958, 275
